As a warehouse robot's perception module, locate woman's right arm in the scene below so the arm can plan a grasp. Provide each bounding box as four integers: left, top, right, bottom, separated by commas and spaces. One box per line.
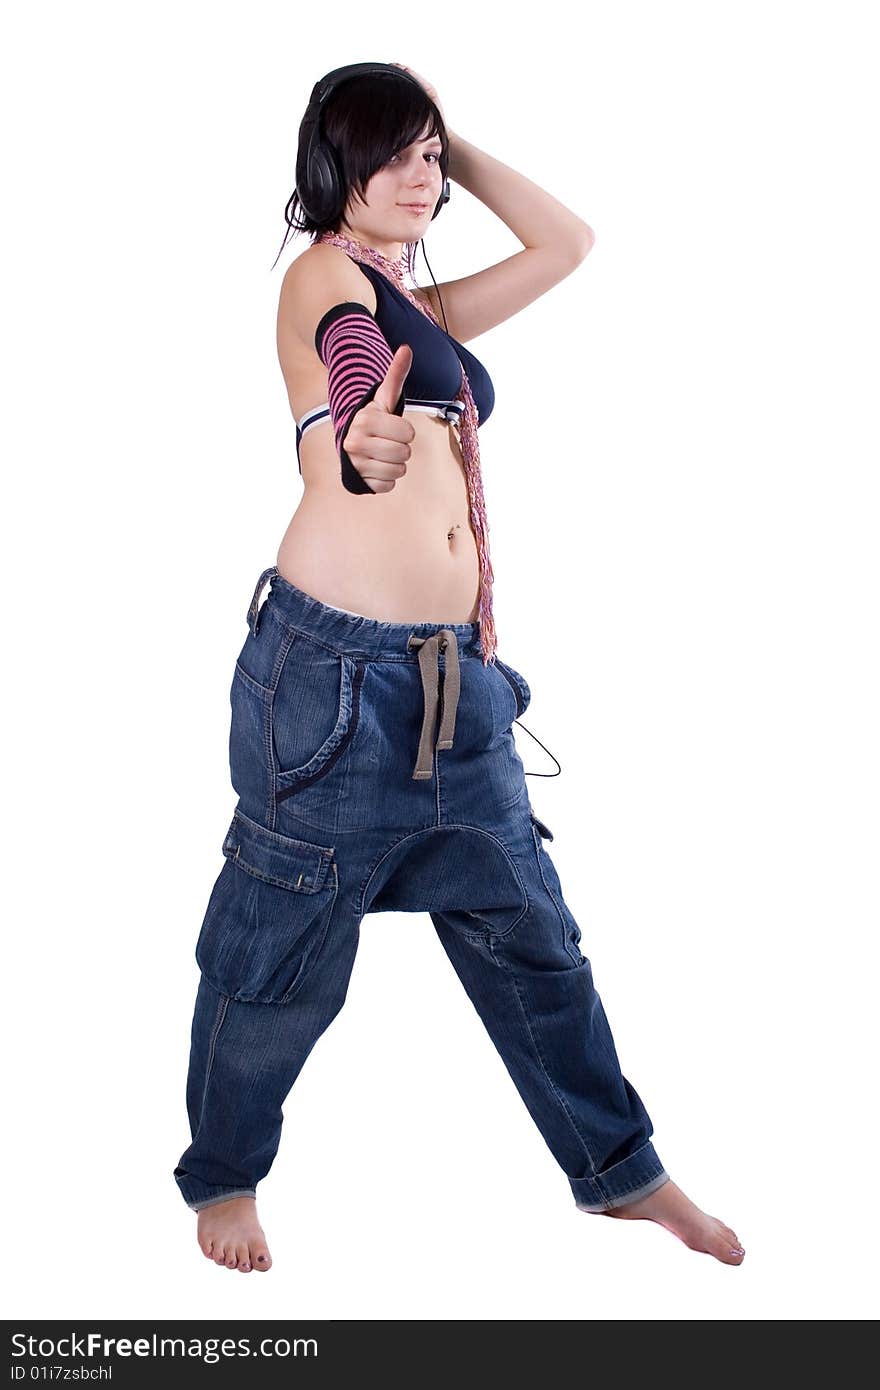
280, 246, 415, 495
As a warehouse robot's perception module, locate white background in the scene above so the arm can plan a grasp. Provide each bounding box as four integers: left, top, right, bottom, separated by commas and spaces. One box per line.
3, 0, 877, 1322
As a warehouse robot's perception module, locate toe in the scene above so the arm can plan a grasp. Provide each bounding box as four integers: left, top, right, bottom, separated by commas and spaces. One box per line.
712, 1228, 745, 1264
253, 1247, 272, 1271
718, 1222, 745, 1261
200, 1238, 214, 1258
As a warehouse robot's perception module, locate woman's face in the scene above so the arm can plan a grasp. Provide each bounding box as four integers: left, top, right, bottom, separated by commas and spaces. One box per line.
342, 124, 444, 254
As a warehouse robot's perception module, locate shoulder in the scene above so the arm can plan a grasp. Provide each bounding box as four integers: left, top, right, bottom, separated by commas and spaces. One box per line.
279, 243, 378, 351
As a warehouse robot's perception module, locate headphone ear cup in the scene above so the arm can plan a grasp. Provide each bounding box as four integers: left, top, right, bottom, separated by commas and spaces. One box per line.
301, 140, 344, 224
305, 145, 339, 221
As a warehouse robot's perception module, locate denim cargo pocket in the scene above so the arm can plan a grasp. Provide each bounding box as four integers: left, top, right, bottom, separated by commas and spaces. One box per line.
494, 657, 532, 720
195, 808, 338, 1004
528, 814, 584, 965
271, 634, 363, 795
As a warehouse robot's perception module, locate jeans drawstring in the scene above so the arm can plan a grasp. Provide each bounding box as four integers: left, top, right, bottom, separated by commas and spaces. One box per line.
406, 629, 461, 780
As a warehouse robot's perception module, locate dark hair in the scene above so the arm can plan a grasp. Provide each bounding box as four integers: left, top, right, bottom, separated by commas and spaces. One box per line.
271, 72, 450, 275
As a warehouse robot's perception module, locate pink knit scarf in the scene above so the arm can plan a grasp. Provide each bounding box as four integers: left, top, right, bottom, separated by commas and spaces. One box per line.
316, 229, 498, 665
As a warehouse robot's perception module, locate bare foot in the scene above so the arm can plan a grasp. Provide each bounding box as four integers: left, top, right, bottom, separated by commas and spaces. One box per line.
196, 1196, 272, 1273
585, 1178, 746, 1265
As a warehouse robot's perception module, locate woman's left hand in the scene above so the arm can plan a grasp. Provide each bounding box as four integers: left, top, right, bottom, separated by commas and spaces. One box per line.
389, 62, 446, 124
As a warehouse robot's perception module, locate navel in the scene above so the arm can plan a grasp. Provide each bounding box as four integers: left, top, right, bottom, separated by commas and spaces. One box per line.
447, 523, 461, 544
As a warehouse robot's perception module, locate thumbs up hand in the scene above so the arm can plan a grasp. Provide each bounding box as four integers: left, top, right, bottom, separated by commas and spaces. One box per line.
341, 345, 415, 494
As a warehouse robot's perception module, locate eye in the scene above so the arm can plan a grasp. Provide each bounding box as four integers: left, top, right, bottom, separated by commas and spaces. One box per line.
388, 150, 441, 166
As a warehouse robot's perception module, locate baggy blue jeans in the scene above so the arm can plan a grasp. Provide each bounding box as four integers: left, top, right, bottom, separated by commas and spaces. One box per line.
173, 566, 670, 1214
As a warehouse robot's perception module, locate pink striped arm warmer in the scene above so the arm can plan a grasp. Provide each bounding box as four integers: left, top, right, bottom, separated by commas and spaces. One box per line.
314, 301, 406, 495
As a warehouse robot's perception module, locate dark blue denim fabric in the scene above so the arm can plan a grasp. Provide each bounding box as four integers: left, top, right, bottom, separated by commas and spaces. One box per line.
173, 566, 669, 1214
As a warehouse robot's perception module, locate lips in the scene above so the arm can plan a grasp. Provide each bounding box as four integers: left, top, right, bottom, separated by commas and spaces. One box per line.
399, 203, 428, 210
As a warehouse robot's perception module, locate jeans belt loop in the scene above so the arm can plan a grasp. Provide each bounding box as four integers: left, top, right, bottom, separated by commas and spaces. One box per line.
247, 565, 278, 636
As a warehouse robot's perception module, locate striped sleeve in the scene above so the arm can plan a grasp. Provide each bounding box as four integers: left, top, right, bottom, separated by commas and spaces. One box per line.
314, 301, 406, 495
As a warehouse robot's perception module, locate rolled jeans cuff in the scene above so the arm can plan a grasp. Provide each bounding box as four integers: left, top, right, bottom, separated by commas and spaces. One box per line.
179, 1184, 257, 1212
570, 1140, 670, 1212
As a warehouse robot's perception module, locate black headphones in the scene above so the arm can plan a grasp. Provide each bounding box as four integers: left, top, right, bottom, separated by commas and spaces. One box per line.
297, 61, 452, 226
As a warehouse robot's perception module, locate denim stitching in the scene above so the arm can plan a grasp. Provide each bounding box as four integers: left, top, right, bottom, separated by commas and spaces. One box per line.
357, 824, 528, 934
189, 1188, 258, 1212
267, 570, 481, 642
590, 1139, 662, 1182
268, 624, 302, 694
601, 1173, 668, 1203
274, 661, 364, 804
529, 810, 554, 842
265, 626, 298, 828
278, 860, 339, 1004
492, 732, 528, 814
233, 661, 271, 698
494, 659, 525, 718
530, 822, 585, 967
496, 949, 599, 1175
272, 647, 353, 774
260, 609, 363, 662
230, 806, 336, 855
259, 607, 484, 667
577, 1166, 670, 1210
195, 992, 230, 1138
228, 663, 275, 828
221, 858, 339, 1006
224, 841, 331, 894
246, 565, 276, 635
603, 1171, 670, 1203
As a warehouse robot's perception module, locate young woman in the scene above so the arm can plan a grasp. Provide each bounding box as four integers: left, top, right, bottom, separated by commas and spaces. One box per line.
173, 62, 745, 1273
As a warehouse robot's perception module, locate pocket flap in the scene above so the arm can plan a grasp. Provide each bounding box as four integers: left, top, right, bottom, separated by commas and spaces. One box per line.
529, 810, 554, 842
222, 809, 334, 893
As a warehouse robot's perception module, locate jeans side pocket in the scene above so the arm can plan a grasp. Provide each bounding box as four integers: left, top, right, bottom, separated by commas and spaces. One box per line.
272, 638, 360, 789
494, 657, 532, 720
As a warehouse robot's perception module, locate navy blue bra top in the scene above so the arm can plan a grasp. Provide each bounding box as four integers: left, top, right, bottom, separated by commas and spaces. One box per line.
296, 255, 496, 469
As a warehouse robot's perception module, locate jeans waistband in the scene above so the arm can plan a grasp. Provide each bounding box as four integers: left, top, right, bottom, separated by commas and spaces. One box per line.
247, 565, 484, 662
248, 566, 484, 781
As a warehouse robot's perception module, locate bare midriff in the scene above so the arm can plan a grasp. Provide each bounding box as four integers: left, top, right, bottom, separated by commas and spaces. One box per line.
275, 290, 481, 625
